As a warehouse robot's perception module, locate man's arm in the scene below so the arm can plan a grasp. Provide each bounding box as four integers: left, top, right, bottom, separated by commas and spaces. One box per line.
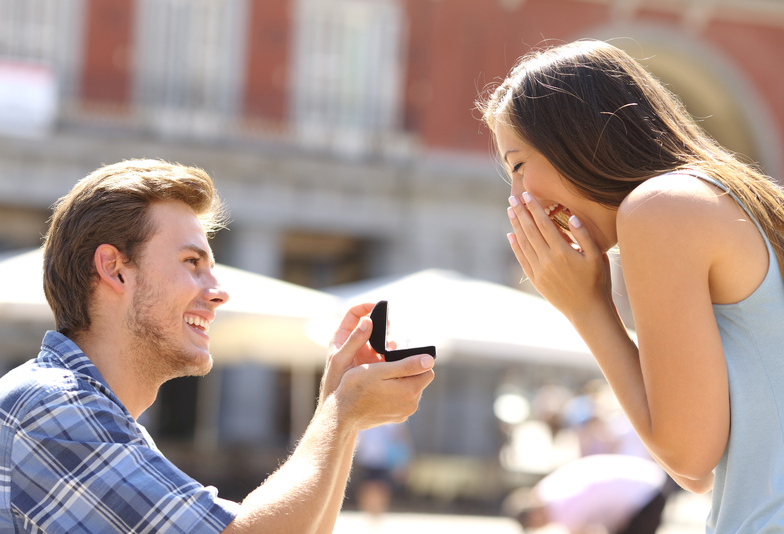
223, 304, 436, 534
313, 306, 376, 534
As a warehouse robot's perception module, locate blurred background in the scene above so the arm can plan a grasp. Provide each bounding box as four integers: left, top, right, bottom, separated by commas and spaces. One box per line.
1, 0, 783, 531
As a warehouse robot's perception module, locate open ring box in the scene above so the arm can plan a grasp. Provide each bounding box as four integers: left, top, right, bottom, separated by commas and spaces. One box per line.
368, 300, 437, 362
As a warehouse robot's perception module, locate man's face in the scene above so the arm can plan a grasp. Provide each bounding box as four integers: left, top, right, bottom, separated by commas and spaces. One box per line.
124, 200, 229, 382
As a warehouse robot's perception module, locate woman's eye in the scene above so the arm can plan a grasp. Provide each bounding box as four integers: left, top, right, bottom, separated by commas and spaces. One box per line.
512, 162, 523, 174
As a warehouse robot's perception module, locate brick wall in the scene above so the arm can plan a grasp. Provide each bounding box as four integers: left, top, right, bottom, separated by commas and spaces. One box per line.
80, 0, 135, 105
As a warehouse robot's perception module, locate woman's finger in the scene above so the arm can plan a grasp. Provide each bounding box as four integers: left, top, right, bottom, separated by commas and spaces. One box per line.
521, 192, 574, 250
568, 215, 600, 260
509, 195, 550, 257
507, 205, 538, 261
507, 231, 533, 278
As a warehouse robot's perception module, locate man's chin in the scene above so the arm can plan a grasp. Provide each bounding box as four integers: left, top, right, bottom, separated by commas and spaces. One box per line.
187, 351, 214, 377
167, 348, 214, 380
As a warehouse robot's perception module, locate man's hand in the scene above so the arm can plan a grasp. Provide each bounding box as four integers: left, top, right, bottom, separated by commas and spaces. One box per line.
334, 352, 435, 430
319, 302, 380, 404
225, 303, 434, 534
318, 302, 435, 430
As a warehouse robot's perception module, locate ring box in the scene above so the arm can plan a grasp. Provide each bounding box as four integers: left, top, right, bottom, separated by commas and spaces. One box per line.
369, 300, 437, 361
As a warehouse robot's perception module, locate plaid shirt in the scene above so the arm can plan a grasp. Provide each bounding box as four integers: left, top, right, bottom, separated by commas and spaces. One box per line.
0, 331, 239, 533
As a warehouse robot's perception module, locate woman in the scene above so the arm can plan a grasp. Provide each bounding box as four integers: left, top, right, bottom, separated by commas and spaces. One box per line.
477, 39, 784, 532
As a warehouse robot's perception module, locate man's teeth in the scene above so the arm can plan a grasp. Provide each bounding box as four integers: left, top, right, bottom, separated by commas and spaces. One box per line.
185, 316, 210, 332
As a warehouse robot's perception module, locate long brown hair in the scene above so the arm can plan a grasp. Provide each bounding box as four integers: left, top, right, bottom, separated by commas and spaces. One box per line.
43, 159, 226, 337
477, 39, 784, 278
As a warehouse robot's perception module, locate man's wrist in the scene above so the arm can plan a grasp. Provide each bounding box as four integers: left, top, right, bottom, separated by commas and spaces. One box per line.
310, 391, 360, 445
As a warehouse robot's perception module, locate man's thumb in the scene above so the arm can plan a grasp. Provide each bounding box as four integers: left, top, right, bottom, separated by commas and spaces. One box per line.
332, 316, 373, 365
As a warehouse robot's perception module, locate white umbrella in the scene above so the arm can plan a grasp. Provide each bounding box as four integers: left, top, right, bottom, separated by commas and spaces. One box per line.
209, 263, 337, 368
0, 248, 337, 368
0, 248, 53, 323
322, 269, 601, 369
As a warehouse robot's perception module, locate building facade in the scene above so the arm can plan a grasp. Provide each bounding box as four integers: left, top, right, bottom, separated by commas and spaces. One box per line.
1, 0, 783, 284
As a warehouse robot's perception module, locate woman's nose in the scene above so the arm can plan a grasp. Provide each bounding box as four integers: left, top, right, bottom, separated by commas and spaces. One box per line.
510, 176, 525, 199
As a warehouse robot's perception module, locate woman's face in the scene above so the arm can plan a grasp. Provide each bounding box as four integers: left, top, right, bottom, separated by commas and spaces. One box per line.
494, 123, 618, 252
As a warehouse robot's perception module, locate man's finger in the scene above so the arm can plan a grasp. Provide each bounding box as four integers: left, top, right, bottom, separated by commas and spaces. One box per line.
330, 302, 375, 350
376, 353, 436, 379
331, 316, 373, 367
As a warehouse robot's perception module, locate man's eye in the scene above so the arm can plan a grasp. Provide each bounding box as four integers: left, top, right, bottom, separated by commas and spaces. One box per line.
186, 258, 199, 266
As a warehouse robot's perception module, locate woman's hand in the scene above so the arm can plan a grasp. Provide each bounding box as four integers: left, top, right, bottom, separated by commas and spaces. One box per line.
506, 192, 612, 322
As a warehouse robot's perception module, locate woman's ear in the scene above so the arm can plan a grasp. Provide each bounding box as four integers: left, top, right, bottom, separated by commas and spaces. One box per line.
94, 244, 128, 293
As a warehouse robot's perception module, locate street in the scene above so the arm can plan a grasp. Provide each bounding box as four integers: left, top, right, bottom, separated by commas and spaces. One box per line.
334, 490, 710, 534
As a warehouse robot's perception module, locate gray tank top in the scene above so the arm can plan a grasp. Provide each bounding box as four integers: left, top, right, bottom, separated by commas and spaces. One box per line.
685, 172, 784, 532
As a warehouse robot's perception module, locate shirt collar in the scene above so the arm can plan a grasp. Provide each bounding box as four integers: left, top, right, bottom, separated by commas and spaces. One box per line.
40, 330, 113, 391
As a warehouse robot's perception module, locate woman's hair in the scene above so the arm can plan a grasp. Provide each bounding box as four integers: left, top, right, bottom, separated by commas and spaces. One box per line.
476, 39, 784, 276
43, 159, 227, 337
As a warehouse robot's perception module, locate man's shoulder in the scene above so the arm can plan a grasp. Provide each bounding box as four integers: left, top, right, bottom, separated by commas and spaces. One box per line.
0, 358, 84, 421
0, 352, 125, 431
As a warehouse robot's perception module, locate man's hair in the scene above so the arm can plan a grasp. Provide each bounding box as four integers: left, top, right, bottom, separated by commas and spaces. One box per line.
43, 159, 226, 337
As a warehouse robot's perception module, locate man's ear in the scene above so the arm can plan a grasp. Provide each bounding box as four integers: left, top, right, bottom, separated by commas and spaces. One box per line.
94, 244, 128, 293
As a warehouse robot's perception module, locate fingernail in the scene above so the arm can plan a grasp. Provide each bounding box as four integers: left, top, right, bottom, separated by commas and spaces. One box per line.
508, 195, 519, 207
358, 317, 370, 331
522, 191, 531, 203
507, 206, 516, 219
507, 233, 515, 246
569, 215, 582, 228
420, 355, 435, 368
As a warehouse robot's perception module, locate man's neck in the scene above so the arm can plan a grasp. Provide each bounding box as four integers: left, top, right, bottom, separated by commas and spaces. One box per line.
73, 331, 160, 420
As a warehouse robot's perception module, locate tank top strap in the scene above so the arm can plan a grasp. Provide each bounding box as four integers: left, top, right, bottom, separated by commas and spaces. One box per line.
666, 169, 769, 241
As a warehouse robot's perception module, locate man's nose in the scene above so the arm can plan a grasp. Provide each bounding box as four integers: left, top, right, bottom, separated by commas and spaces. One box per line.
205, 275, 229, 307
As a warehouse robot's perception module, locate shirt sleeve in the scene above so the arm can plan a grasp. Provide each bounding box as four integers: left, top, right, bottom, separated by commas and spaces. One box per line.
9, 386, 239, 534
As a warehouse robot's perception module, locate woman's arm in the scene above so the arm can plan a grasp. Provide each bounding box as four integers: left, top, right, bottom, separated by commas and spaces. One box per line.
611, 184, 729, 481
507, 184, 730, 488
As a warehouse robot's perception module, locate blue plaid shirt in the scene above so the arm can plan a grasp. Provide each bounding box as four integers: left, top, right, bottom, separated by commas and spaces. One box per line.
0, 331, 239, 533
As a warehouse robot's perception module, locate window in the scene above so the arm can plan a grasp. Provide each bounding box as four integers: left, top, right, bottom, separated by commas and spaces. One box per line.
0, 0, 83, 95
281, 230, 370, 289
133, 0, 247, 139
0, 0, 83, 135
291, 0, 405, 155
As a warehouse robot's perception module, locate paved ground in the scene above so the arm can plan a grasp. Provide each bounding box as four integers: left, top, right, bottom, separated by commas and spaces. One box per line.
335, 511, 520, 534
334, 490, 710, 534
657, 491, 711, 534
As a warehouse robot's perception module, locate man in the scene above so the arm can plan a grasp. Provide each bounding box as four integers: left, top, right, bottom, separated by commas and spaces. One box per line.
503, 454, 670, 534
0, 159, 435, 533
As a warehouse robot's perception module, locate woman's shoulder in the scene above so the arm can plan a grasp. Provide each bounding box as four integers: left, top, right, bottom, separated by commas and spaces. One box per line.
617, 173, 722, 255
618, 172, 729, 232
615, 171, 740, 275
617, 171, 769, 304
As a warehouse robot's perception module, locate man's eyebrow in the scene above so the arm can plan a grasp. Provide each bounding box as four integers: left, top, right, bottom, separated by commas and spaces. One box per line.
182, 244, 215, 268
